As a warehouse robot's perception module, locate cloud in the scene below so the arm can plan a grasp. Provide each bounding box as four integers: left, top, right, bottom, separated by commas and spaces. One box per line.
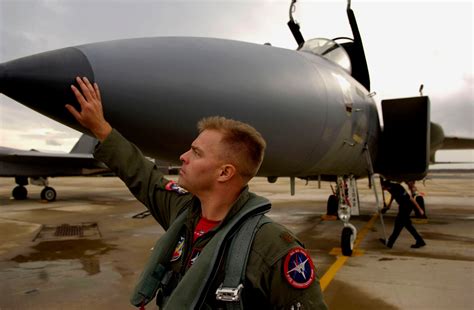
0, 96, 80, 151
1, 0, 472, 160
431, 75, 474, 137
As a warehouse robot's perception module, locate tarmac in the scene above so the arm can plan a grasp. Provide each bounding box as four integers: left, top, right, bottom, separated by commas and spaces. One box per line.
0, 173, 473, 309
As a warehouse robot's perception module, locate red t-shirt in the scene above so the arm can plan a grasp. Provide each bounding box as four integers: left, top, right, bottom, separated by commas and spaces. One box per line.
193, 217, 221, 242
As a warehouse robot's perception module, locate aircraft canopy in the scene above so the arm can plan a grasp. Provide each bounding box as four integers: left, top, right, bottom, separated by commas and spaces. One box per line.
300, 38, 352, 74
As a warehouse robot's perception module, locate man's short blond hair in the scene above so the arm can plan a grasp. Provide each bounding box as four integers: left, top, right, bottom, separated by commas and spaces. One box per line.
197, 116, 266, 181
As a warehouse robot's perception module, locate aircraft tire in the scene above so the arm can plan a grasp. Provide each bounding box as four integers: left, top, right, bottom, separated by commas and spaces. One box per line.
41, 187, 57, 202
267, 176, 278, 184
327, 194, 338, 215
341, 226, 354, 256
12, 186, 28, 200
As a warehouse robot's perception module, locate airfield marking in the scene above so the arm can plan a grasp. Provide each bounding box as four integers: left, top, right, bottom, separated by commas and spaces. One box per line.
320, 212, 379, 291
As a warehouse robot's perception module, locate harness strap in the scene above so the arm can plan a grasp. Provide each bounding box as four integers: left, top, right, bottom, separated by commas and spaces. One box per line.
130, 208, 190, 307
132, 193, 271, 309
216, 216, 272, 310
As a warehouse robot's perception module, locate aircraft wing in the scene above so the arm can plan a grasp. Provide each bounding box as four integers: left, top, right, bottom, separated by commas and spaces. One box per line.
438, 137, 474, 150
0, 133, 109, 177
430, 122, 474, 163
0, 146, 108, 177
0, 135, 110, 201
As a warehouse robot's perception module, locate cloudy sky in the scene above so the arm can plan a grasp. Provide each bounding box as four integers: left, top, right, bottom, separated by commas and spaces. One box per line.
0, 0, 472, 161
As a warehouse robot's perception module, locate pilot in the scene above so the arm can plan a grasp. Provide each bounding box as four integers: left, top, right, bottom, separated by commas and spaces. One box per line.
380, 180, 426, 249
66, 77, 328, 309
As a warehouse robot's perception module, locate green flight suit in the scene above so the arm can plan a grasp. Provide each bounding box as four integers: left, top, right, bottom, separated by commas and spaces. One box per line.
95, 129, 327, 309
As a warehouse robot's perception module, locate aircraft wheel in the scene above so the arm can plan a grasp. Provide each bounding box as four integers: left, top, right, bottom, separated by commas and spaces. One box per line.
41, 187, 57, 202
12, 186, 28, 200
341, 226, 354, 256
267, 176, 278, 184
327, 194, 338, 215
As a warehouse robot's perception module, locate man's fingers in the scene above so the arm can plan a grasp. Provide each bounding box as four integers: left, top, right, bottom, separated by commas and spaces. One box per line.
65, 104, 82, 122
94, 83, 101, 102
76, 76, 95, 102
71, 84, 88, 109
83, 77, 97, 100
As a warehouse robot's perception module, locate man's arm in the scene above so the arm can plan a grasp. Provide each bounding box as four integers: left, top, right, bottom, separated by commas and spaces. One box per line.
247, 223, 328, 309
410, 196, 424, 216
381, 195, 393, 214
66, 77, 191, 228
386, 196, 394, 209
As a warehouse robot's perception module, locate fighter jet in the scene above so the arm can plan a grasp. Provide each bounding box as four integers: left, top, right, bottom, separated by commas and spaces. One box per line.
0, 0, 471, 254
0, 134, 109, 201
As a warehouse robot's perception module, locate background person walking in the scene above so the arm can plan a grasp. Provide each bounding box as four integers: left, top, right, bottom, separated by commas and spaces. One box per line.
380, 180, 426, 249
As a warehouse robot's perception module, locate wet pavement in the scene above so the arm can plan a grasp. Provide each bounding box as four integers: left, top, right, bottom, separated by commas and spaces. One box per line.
0, 174, 473, 309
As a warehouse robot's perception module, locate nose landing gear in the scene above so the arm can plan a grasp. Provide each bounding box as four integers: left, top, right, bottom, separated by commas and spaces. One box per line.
328, 176, 358, 256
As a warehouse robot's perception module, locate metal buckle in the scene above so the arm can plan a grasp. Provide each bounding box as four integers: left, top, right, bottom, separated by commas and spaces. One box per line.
215, 284, 243, 302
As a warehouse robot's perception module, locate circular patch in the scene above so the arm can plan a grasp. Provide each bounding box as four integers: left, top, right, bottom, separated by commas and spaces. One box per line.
283, 248, 315, 289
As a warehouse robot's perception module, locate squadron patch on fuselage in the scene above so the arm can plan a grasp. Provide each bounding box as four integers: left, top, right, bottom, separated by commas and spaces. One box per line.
283, 248, 315, 289
165, 181, 187, 195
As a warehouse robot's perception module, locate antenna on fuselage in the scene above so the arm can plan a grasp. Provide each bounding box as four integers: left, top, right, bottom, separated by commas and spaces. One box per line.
287, 0, 305, 49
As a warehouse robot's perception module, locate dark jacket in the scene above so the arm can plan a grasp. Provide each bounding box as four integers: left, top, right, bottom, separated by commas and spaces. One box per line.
95, 129, 327, 309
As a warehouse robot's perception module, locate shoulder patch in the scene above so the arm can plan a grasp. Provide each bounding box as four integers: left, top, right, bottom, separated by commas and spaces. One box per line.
165, 180, 188, 195
283, 248, 315, 289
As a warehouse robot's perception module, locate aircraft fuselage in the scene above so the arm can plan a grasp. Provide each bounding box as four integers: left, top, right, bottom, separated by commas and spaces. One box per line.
1, 37, 380, 178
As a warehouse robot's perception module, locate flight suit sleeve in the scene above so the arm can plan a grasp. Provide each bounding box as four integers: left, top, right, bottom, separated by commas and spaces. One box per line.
247, 222, 328, 309
94, 129, 192, 229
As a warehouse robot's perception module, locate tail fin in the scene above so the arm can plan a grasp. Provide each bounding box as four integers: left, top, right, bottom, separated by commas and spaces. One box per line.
70, 134, 98, 154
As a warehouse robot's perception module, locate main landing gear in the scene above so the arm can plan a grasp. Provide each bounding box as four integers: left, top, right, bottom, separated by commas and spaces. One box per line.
40, 187, 57, 202
11, 176, 57, 202
12, 185, 28, 200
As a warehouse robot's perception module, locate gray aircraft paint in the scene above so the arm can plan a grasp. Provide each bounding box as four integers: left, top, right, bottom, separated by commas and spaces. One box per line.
1, 37, 379, 178
0, 135, 106, 177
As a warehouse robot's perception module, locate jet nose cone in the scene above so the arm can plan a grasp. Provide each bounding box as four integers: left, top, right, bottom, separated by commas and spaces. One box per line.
0, 47, 94, 131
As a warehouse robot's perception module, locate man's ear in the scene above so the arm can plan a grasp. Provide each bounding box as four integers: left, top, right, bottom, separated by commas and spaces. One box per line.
217, 164, 236, 182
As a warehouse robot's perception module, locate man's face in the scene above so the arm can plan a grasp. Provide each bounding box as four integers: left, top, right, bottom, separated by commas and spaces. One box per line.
178, 129, 226, 194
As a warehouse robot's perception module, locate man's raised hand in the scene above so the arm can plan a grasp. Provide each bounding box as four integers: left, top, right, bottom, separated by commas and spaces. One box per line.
66, 76, 112, 142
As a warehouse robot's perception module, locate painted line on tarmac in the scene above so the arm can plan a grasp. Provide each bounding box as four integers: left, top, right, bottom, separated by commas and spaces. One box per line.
319, 212, 379, 291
